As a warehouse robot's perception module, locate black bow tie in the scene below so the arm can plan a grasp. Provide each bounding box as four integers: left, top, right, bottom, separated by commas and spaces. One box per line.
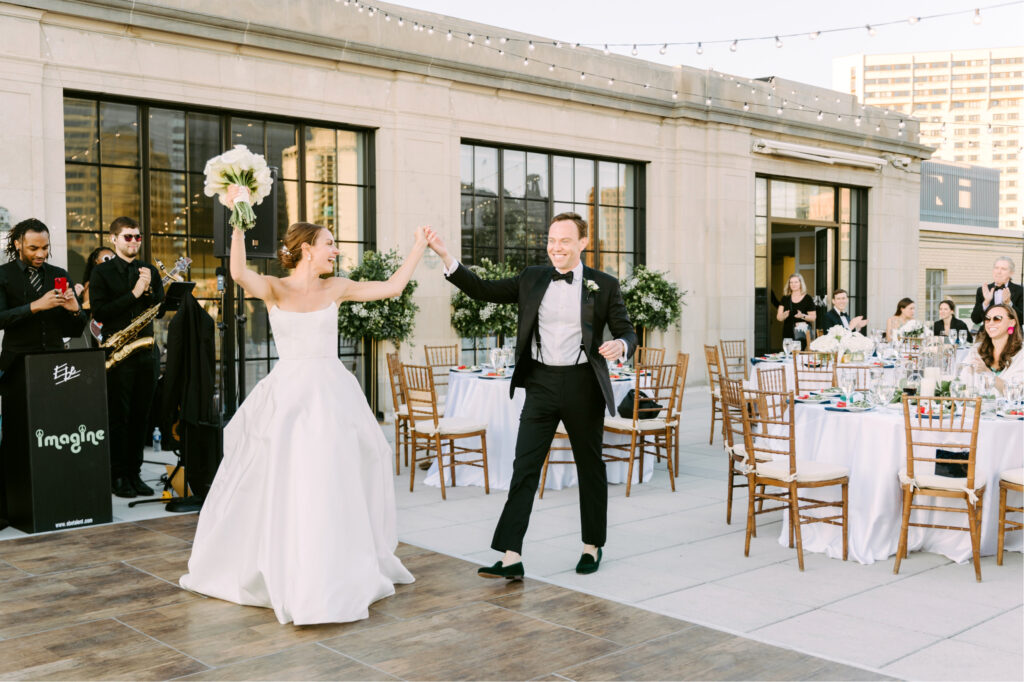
552, 270, 574, 284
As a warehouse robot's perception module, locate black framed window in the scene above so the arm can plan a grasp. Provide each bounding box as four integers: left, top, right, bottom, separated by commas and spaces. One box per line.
459, 141, 644, 361
62, 94, 375, 394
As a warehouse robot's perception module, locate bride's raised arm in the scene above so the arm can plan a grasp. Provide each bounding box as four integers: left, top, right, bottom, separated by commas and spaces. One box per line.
335, 226, 428, 303
226, 186, 275, 304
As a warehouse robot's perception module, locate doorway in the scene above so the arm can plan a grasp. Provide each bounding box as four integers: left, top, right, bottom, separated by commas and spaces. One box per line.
769, 225, 834, 351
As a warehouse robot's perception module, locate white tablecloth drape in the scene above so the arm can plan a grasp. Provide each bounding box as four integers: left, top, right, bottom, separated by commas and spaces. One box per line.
773, 403, 1023, 564
423, 370, 655, 491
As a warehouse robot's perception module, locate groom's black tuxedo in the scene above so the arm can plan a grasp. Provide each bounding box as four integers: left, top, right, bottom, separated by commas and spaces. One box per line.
446, 263, 638, 415
446, 262, 637, 555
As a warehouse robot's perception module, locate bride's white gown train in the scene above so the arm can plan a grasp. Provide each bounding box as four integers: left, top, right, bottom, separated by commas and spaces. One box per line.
180, 301, 413, 625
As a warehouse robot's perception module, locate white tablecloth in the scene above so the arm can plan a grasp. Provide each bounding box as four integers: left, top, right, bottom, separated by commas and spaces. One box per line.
423, 371, 655, 491
775, 403, 1023, 564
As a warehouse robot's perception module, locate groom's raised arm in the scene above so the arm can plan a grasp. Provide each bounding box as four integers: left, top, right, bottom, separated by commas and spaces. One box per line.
427, 227, 519, 304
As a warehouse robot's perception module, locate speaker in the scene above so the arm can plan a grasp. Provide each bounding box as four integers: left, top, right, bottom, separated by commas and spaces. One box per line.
213, 166, 280, 259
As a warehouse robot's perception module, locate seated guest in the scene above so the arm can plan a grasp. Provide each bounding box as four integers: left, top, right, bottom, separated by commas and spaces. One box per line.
776, 273, 816, 349
886, 298, 916, 342
961, 303, 1024, 392
971, 256, 1023, 327
823, 289, 867, 333
933, 299, 971, 343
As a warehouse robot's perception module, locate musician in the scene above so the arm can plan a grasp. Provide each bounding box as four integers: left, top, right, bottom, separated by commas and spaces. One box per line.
0, 218, 87, 529
90, 217, 164, 499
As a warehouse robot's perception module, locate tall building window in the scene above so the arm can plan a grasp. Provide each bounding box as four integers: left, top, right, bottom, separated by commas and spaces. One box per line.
926, 269, 946, 322
458, 142, 645, 360
63, 93, 375, 395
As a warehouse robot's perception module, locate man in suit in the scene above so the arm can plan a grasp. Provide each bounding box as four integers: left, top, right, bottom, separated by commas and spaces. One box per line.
89, 217, 164, 499
971, 256, 1023, 327
822, 289, 867, 333
0, 218, 87, 530
426, 213, 637, 579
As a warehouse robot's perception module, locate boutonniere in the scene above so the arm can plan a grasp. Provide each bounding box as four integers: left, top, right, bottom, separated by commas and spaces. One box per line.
584, 279, 600, 294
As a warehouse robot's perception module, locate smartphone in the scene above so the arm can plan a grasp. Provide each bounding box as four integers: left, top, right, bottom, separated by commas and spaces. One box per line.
54, 277, 68, 293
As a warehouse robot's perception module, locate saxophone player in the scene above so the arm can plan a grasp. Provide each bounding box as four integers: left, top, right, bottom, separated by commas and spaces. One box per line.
90, 217, 164, 499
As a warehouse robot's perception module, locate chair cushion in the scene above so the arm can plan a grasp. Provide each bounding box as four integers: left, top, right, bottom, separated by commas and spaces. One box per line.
396, 404, 409, 416
603, 416, 674, 431
1001, 468, 1024, 486
899, 469, 987, 495
756, 459, 849, 483
412, 417, 486, 436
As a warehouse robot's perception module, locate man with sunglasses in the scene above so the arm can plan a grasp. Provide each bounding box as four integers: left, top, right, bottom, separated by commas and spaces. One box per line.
90, 217, 165, 499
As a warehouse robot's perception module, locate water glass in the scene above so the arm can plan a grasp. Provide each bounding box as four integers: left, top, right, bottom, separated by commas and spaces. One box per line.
838, 369, 856, 404
949, 378, 967, 399
958, 330, 968, 346
489, 348, 501, 373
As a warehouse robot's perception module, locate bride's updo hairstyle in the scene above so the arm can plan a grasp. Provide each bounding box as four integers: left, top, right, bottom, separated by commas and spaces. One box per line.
279, 222, 324, 269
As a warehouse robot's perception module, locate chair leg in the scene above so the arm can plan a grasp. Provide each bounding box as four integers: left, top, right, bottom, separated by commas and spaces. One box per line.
480, 433, 489, 495
393, 420, 401, 476
967, 496, 983, 582
448, 438, 457, 487
790, 485, 805, 571
403, 419, 411, 467
744, 474, 756, 557
997, 485, 1007, 566
894, 486, 913, 575
434, 434, 447, 501
673, 425, 680, 477
538, 453, 550, 499
409, 431, 418, 492
625, 431, 638, 497
664, 434, 676, 491
708, 397, 718, 444
726, 457, 735, 525
841, 481, 849, 562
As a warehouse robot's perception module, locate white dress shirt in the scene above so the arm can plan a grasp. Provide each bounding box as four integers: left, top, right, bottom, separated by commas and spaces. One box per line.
838, 311, 850, 329
443, 260, 627, 364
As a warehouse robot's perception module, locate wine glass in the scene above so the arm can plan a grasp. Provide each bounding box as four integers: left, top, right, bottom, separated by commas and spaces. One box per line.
958, 329, 968, 346
949, 378, 967, 399
489, 348, 501, 374
838, 369, 856, 406
873, 382, 897, 407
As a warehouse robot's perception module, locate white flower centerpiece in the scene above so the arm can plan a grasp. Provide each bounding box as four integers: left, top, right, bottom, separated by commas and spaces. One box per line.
203, 145, 273, 230
898, 319, 925, 339
810, 326, 875, 361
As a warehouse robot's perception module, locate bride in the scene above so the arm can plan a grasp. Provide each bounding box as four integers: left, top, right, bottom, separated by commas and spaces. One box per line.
180, 186, 425, 625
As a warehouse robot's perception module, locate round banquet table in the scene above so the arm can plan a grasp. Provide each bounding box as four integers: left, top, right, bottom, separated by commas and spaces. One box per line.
423, 370, 655, 491
773, 402, 1023, 564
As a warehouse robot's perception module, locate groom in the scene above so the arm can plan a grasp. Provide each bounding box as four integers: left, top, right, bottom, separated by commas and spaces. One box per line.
425, 213, 637, 578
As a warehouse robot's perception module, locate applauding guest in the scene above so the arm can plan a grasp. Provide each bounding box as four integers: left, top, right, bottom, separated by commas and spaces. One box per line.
823, 289, 866, 333
933, 299, 971, 343
971, 256, 1023, 327
777, 273, 816, 349
886, 298, 916, 342
961, 303, 1023, 392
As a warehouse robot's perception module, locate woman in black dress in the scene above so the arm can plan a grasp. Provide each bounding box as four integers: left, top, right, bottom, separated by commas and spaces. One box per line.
777, 273, 817, 349
933, 299, 972, 343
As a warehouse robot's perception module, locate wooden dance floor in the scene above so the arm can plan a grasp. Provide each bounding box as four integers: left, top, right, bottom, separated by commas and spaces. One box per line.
0, 516, 883, 680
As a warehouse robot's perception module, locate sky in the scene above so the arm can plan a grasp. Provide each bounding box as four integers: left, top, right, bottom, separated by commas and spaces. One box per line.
389, 0, 1024, 90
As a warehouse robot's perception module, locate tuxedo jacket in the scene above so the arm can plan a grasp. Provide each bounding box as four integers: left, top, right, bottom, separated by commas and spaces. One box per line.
971, 281, 1023, 325
0, 260, 88, 373
822, 308, 853, 333
447, 262, 638, 415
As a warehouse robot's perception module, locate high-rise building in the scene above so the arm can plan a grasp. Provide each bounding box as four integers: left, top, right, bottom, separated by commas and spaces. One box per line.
834, 47, 1024, 229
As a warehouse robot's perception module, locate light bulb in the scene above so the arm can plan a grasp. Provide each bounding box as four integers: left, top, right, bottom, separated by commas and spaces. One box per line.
523, 57, 529, 66
866, 24, 875, 36
631, 44, 638, 56
776, 106, 783, 115
500, 37, 507, 44
817, 111, 823, 121
548, 64, 554, 71
643, 83, 650, 89
573, 42, 580, 48
730, 39, 738, 52
855, 116, 862, 126
809, 31, 820, 39
498, 49, 504, 56
660, 43, 667, 55
908, 16, 919, 24
468, 33, 474, 42
774, 36, 783, 48
528, 41, 535, 51
837, 114, 842, 122
875, 124, 881, 132
705, 97, 712, 106
973, 8, 982, 25
446, 30, 452, 41
580, 72, 586, 80
743, 102, 749, 111
397, 17, 403, 26
608, 78, 615, 85
484, 36, 490, 45
898, 119, 905, 129
555, 41, 561, 48
603, 44, 610, 55
696, 42, 703, 55
384, 13, 390, 21
672, 91, 678, 99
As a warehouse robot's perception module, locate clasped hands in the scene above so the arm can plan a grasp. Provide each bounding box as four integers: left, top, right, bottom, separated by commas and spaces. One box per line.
32, 288, 80, 313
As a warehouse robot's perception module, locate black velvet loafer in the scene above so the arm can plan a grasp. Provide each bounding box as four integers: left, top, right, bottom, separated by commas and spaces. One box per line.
575, 548, 603, 574
477, 561, 524, 580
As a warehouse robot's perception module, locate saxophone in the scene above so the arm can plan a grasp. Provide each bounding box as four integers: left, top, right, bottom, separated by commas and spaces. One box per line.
102, 257, 191, 370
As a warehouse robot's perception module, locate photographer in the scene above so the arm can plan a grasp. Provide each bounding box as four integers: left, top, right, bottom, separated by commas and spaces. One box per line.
0, 219, 87, 529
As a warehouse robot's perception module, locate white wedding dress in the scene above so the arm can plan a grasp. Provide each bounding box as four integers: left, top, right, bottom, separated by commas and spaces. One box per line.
180, 301, 413, 625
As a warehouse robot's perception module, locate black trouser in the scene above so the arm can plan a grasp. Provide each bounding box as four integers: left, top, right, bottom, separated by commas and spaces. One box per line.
491, 362, 608, 554
106, 348, 159, 479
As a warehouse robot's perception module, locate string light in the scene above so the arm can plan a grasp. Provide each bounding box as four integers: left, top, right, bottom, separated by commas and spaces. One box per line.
809, 31, 820, 39
973, 8, 983, 23
729, 39, 738, 52
865, 24, 876, 36
695, 42, 703, 55
548, 63, 554, 71
774, 36, 783, 48
817, 111, 824, 121
528, 40, 535, 50
907, 15, 920, 24
742, 102, 749, 111
631, 44, 638, 56
660, 43, 667, 55
579, 71, 586, 80
446, 29, 452, 41
705, 97, 712, 106
603, 44, 610, 55
608, 77, 615, 85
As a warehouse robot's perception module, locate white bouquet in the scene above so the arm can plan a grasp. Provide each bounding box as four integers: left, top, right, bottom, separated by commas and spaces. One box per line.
841, 331, 875, 355
203, 145, 273, 230
898, 319, 924, 338
809, 333, 840, 353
